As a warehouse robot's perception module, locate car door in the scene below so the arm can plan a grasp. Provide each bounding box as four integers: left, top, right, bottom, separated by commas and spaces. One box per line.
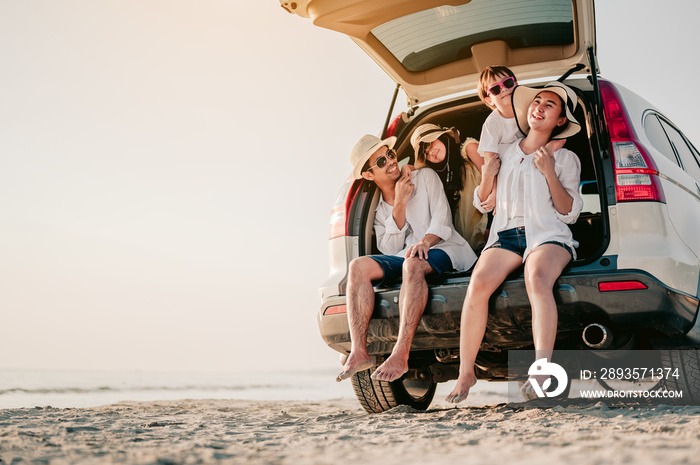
643, 111, 700, 259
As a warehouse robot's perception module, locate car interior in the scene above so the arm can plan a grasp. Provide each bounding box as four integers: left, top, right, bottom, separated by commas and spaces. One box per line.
358, 87, 607, 283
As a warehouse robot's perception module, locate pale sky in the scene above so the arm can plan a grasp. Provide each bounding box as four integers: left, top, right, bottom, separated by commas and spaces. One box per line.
1, 1, 698, 374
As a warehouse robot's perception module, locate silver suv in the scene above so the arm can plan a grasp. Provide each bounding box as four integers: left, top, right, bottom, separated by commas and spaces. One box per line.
281, 0, 700, 412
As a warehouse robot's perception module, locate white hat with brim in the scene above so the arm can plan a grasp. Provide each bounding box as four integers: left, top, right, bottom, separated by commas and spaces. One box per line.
350, 134, 397, 180
409, 124, 459, 168
512, 82, 581, 140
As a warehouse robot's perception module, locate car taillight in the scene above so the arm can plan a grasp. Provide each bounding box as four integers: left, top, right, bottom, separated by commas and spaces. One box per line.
384, 114, 401, 138
598, 281, 648, 292
323, 305, 347, 315
329, 177, 362, 240
600, 81, 665, 203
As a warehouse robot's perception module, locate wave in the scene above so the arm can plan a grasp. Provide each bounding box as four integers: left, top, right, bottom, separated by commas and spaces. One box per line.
0, 383, 290, 396
0, 369, 349, 407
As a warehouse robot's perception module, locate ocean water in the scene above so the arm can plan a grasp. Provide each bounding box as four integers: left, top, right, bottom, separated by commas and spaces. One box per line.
0, 369, 353, 409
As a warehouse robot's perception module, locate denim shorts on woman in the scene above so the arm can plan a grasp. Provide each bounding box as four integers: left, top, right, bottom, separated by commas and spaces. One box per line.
488, 227, 573, 259
368, 248, 453, 286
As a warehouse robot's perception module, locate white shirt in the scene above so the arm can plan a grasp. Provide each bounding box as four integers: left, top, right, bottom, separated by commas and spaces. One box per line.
374, 168, 477, 272
505, 170, 526, 230
477, 110, 522, 157
474, 143, 583, 261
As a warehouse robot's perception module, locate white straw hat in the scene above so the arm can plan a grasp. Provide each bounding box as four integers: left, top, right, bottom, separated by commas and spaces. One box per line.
512, 82, 581, 140
349, 134, 397, 180
410, 124, 459, 152
409, 124, 460, 168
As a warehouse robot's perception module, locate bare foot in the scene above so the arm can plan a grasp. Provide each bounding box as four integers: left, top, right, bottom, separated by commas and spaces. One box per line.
521, 375, 550, 400
336, 352, 374, 382
371, 354, 408, 382
445, 373, 477, 404
520, 378, 539, 401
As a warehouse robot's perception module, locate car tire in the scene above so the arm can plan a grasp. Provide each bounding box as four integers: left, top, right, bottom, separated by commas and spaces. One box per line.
660, 349, 700, 405
350, 367, 437, 413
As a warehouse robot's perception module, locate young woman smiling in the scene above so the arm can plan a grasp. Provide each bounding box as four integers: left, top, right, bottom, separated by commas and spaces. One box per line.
446, 82, 583, 403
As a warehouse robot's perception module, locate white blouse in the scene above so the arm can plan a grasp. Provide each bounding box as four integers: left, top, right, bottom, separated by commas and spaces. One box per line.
474, 142, 583, 261
374, 168, 477, 272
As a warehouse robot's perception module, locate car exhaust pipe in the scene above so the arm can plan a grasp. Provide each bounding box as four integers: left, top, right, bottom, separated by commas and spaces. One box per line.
582, 323, 612, 349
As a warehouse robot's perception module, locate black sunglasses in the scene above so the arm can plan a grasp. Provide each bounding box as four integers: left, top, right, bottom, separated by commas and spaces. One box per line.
368, 149, 397, 171
487, 76, 516, 96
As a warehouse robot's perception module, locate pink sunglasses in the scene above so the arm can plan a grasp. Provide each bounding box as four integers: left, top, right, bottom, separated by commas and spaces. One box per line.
487, 76, 517, 96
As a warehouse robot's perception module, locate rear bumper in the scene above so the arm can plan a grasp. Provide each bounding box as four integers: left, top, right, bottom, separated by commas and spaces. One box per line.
318, 267, 700, 356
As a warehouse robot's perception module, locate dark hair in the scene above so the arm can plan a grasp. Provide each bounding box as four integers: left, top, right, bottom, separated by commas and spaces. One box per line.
550, 94, 569, 139
424, 134, 466, 213
361, 159, 371, 174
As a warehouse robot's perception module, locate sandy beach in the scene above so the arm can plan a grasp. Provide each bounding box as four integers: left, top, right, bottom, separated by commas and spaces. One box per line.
3, 382, 700, 465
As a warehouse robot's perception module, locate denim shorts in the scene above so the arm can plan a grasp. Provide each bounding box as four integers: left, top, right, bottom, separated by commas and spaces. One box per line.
368, 248, 453, 286
489, 227, 573, 259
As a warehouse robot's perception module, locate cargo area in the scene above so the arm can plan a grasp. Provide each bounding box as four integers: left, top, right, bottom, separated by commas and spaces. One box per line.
356, 79, 609, 273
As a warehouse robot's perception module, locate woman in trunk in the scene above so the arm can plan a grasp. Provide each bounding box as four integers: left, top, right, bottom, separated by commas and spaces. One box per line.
409, 124, 488, 253
446, 82, 583, 403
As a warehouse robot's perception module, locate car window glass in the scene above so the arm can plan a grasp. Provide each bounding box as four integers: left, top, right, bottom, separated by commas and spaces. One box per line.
660, 119, 700, 183
371, 0, 574, 72
643, 113, 679, 166
690, 144, 700, 172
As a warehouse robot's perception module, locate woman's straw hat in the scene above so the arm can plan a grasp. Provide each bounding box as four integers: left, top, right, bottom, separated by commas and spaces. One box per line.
409, 124, 459, 167
512, 82, 581, 140
410, 124, 459, 153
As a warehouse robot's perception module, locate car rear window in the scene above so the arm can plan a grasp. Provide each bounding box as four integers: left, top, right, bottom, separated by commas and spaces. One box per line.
371, 0, 575, 72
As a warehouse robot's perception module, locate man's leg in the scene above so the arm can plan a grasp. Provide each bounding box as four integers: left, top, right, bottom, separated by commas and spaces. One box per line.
336, 256, 385, 382
372, 257, 434, 382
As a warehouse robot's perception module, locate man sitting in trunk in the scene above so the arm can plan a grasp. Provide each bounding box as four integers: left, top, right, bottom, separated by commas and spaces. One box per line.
336, 134, 478, 383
